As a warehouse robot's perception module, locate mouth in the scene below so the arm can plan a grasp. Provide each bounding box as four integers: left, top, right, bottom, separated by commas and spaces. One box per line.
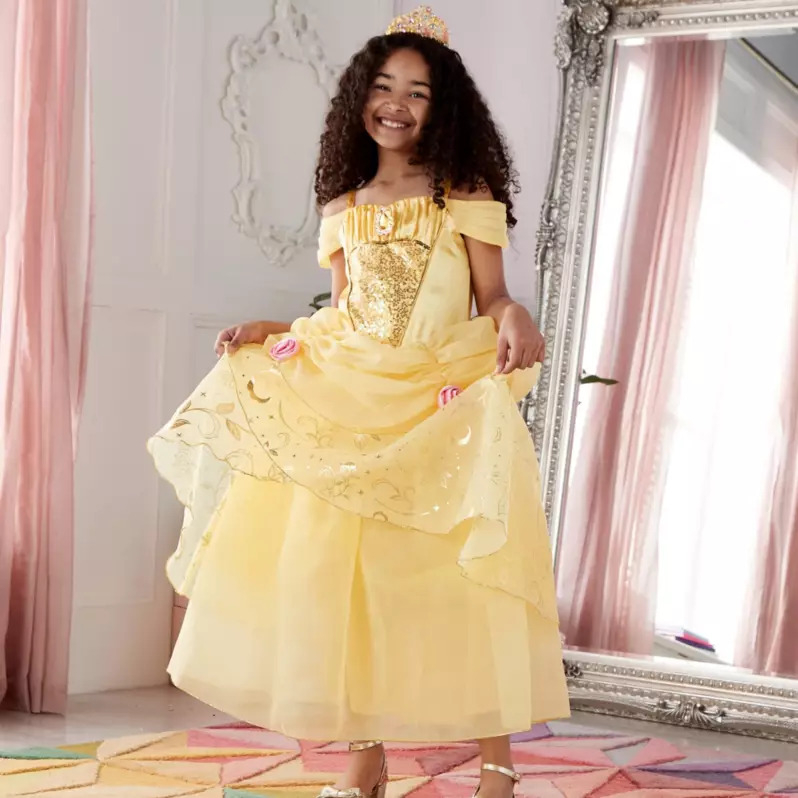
377, 117, 412, 131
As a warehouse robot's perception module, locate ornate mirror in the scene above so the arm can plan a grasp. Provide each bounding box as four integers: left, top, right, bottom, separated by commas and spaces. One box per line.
525, 0, 798, 741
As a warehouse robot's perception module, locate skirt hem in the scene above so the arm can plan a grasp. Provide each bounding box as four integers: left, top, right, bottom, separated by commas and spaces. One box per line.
170, 669, 571, 743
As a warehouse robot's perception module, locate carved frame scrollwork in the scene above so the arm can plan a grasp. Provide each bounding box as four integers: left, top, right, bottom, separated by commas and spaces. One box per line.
221, 0, 340, 266
566, 652, 798, 742
525, 0, 798, 741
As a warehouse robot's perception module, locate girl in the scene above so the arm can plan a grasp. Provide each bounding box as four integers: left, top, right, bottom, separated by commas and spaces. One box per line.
149, 7, 569, 798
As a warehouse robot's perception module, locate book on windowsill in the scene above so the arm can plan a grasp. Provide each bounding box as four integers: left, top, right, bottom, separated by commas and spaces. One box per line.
657, 626, 716, 652
675, 635, 716, 653
657, 625, 710, 642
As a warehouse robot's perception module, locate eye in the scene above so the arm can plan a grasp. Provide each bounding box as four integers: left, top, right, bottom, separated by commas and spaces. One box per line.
373, 83, 391, 92
410, 91, 429, 100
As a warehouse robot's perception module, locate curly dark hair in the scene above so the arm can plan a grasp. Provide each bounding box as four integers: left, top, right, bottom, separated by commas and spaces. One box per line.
314, 32, 520, 227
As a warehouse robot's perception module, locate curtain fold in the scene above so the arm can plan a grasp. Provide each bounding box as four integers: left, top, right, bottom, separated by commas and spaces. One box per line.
738, 164, 798, 676
0, 0, 92, 714
556, 40, 726, 655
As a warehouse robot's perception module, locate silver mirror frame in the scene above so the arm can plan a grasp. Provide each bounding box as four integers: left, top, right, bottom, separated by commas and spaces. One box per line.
522, 0, 798, 742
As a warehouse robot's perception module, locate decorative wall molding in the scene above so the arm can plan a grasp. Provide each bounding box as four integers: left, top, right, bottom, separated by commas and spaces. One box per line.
221, 0, 340, 266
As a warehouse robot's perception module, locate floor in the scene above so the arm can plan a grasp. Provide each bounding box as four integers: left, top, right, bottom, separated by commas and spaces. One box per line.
1, 685, 797, 761
0, 685, 233, 751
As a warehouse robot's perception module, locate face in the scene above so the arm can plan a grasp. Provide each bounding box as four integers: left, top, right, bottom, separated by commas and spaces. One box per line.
363, 48, 432, 152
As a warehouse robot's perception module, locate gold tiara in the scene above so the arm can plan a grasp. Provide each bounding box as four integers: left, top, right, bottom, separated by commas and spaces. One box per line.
385, 6, 449, 47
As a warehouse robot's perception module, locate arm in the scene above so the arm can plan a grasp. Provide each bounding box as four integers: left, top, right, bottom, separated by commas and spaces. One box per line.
453, 186, 544, 374
329, 248, 348, 306
322, 193, 350, 307
467, 236, 544, 374
215, 195, 350, 357
214, 319, 291, 357
466, 235, 514, 327
452, 183, 513, 324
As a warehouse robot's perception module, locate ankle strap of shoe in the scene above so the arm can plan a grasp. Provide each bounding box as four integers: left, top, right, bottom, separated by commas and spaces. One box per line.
348, 740, 383, 752
482, 764, 522, 783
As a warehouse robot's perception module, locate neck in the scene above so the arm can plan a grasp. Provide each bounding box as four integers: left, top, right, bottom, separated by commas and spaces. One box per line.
374, 147, 425, 183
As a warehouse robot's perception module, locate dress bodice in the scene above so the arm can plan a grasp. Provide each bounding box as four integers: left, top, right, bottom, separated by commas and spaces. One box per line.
318, 195, 508, 347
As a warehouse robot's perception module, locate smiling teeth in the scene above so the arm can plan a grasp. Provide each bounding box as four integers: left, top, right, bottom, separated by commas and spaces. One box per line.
380, 119, 409, 129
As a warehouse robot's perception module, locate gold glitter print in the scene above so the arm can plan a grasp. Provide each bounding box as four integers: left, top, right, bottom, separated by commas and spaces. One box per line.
346, 240, 431, 346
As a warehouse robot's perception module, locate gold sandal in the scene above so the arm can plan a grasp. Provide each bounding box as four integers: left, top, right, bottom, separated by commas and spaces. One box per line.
317, 741, 388, 798
473, 763, 522, 797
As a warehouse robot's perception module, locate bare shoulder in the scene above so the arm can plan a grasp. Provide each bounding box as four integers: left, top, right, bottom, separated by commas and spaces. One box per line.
448, 183, 494, 202
321, 193, 350, 218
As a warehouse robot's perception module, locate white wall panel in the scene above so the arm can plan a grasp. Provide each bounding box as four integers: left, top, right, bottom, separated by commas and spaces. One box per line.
74, 307, 165, 610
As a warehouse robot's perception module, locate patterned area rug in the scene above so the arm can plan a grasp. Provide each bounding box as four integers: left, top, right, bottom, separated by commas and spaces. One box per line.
2, 720, 797, 797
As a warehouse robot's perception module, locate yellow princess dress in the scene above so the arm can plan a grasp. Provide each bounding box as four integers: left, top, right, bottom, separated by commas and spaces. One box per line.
148, 192, 570, 742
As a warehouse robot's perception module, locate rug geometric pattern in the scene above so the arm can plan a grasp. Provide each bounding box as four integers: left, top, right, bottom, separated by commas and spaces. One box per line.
2, 720, 797, 797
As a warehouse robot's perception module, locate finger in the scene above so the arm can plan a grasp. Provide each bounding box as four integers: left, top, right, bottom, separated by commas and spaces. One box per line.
520, 348, 534, 370
535, 339, 546, 364
503, 346, 522, 374
214, 329, 232, 357
227, 331, 243, 355
495, 336, 510, 374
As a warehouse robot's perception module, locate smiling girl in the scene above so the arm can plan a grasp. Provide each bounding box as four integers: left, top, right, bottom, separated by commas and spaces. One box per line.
149, 7, 569, 798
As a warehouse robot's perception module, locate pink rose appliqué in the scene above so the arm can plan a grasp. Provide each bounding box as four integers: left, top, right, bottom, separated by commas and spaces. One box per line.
270, 337, 300, 362
438, 385, 462, 409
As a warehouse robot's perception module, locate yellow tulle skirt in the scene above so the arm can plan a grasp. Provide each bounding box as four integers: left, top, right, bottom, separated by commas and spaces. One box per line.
148, 308, 569, 741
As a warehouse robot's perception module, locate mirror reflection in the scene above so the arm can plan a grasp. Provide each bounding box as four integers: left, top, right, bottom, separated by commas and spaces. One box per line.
558, 32, 798, 678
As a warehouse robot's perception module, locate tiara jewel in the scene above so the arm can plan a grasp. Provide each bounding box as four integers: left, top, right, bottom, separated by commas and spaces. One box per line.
385, 6, 449, 47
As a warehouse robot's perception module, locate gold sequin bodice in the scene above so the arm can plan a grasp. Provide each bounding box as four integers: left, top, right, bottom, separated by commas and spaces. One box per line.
318, 195, 509, 348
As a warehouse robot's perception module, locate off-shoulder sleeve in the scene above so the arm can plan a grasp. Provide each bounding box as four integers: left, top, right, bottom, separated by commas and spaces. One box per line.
317, 211, 346, 268
447, 199, 509, 248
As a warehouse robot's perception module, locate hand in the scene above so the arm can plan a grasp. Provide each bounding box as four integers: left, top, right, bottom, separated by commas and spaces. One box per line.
214, 321, 269, 357
495, 304, 545, 374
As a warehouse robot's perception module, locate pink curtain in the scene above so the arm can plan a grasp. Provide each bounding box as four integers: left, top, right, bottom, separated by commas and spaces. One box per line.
0, 0, 92, 714
556, 40, 726, 655
738, 174, 798, 676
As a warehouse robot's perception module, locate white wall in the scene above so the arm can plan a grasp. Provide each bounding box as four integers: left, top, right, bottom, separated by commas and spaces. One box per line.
71, 0, 561, 693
